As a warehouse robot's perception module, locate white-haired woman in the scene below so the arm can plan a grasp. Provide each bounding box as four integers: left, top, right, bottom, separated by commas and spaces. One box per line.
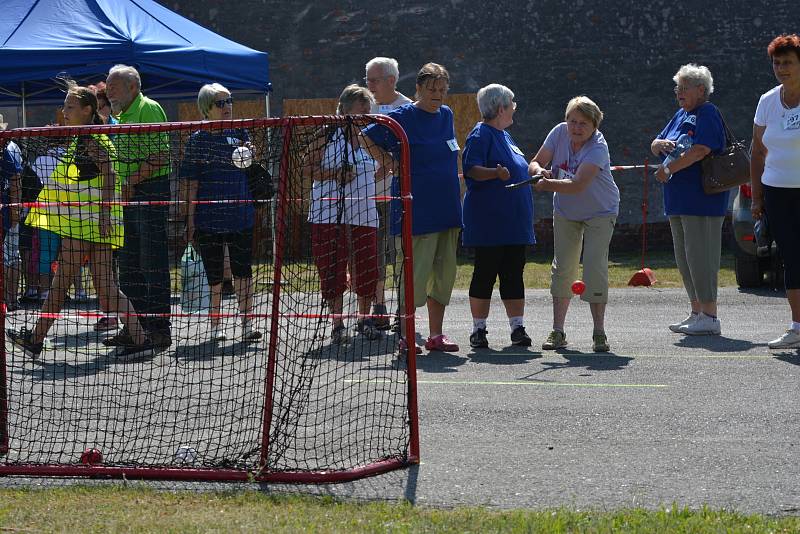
181, 83, 261, 342
529, 96, 619, 353
304, 84, 381, 344
652, 64, 726, 336
462, 84, 535, 349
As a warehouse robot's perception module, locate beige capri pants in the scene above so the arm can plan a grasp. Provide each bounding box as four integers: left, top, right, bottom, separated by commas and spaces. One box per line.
551, 214, 616, 303
668, 215, 724, 303
396, 227, 460, 309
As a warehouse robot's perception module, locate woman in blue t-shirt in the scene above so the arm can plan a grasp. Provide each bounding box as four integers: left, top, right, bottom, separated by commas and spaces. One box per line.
361, 63, 463, 354
462, 84, 535, 349
182, 83, 261, 343
651, 64, 726, 336
529, 96, 619, 353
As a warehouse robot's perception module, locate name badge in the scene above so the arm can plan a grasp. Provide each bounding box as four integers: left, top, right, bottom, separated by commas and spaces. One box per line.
378, 104, 393, 114
557, 168, 576, 180
784, 109, 800, 131
447, 138, 459, 151
510, 144, 524, 156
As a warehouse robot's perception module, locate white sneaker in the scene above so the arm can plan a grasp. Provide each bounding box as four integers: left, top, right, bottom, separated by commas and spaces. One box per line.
678, 313, 721, 335
669, 313, 698, 333
210, 324, 227, 342
767, 329, 800, 349
241, 320, 262, 341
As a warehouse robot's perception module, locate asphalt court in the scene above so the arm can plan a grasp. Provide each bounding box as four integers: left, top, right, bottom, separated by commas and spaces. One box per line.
394, 287, 799, 514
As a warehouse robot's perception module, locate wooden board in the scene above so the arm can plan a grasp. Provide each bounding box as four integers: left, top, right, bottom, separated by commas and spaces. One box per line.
177, 99, 266, 122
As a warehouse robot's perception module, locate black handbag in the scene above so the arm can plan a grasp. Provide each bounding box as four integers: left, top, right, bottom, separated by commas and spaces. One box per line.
246, 161, 274, 202
701, 112, 750, 194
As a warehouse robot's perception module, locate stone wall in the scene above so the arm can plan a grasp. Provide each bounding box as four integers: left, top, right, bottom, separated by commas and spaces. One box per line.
8, 1, 798, 250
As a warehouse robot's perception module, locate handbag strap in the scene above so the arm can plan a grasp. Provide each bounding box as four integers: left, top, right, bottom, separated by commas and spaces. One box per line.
713, 107, 738, 148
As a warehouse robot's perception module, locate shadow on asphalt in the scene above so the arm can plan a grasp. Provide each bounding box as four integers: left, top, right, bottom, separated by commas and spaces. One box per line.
415, 351, 468, 373
404, 463, 419, 504
15, 349, 158, 381
519, 352, 633, 380
774, 352, 800, 366
735, 287, 787, 298
467, 346, 542, 365
673, 335, 766, 353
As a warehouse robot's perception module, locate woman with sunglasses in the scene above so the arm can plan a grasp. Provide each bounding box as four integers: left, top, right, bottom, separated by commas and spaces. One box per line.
181, 83, 261, 342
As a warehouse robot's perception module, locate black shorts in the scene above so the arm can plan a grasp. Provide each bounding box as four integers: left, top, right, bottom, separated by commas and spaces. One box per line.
468, 244, 527, 300
195, 228, 254, 287
764, 184, 800, 290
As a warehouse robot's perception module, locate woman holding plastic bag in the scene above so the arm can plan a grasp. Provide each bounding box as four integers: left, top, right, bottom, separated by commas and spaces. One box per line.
181, 83, 261, 342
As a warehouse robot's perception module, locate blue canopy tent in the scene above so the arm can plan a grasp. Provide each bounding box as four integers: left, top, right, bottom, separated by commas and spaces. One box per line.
0, 0, 271, 125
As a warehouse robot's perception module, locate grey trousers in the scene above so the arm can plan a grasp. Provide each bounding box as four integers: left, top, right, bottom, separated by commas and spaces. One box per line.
669, 215, 724, 303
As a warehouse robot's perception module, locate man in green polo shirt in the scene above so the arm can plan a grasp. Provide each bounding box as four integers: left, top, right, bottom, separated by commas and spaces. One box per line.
104, 64, 172, 349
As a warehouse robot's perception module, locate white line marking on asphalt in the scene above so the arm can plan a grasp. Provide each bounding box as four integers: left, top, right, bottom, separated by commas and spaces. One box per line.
345, 379, 667, 388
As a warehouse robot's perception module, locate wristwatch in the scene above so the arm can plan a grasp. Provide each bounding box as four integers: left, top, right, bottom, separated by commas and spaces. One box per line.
662, 164, 672, 178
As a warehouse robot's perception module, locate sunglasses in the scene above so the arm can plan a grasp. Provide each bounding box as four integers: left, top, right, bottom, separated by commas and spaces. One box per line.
213, 97, 233, 108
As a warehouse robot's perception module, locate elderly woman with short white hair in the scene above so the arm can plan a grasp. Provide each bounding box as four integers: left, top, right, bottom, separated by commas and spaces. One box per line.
181, 82, 262, 343
651, 64, 726, 336
529, 96, 619, 353
462, 84, 535, 349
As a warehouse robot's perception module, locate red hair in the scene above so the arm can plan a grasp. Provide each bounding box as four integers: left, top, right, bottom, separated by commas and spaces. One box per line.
768, 34, 800, 60
88, 81, 110, 108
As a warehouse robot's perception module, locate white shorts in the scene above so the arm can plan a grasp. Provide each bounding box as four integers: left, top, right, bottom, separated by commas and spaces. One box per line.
4, 223, 20, 267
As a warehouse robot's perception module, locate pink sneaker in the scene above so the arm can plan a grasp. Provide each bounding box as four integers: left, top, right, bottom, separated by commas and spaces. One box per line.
425, 334, 459, 352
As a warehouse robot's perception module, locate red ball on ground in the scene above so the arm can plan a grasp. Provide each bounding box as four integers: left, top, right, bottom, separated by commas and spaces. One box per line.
571, 280, 586, 295
80, 448, 103, 465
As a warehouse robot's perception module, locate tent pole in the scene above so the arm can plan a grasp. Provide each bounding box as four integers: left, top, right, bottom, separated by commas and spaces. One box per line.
21, 82, 27, 127
264, 91, 275, 262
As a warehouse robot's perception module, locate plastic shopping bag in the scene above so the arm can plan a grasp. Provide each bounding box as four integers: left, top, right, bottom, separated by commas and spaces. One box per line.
180, 244, 210, 314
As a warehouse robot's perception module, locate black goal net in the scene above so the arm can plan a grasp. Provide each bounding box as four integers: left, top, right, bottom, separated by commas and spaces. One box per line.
0, 115, 419, 482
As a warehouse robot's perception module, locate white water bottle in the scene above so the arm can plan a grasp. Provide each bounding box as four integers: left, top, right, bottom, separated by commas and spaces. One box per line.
662, 132, 694, 170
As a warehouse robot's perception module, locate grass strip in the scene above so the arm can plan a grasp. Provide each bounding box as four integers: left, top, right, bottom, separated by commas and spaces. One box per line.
0, 487, 797, 533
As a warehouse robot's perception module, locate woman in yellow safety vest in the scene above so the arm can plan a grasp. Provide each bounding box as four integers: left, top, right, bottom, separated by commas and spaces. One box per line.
8, 83, 152, 358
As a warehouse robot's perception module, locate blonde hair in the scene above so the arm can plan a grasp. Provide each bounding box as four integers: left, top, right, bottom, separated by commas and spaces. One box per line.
336, 84, 374, 114
565, 95, 604, 129
197, 83, 230, 118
